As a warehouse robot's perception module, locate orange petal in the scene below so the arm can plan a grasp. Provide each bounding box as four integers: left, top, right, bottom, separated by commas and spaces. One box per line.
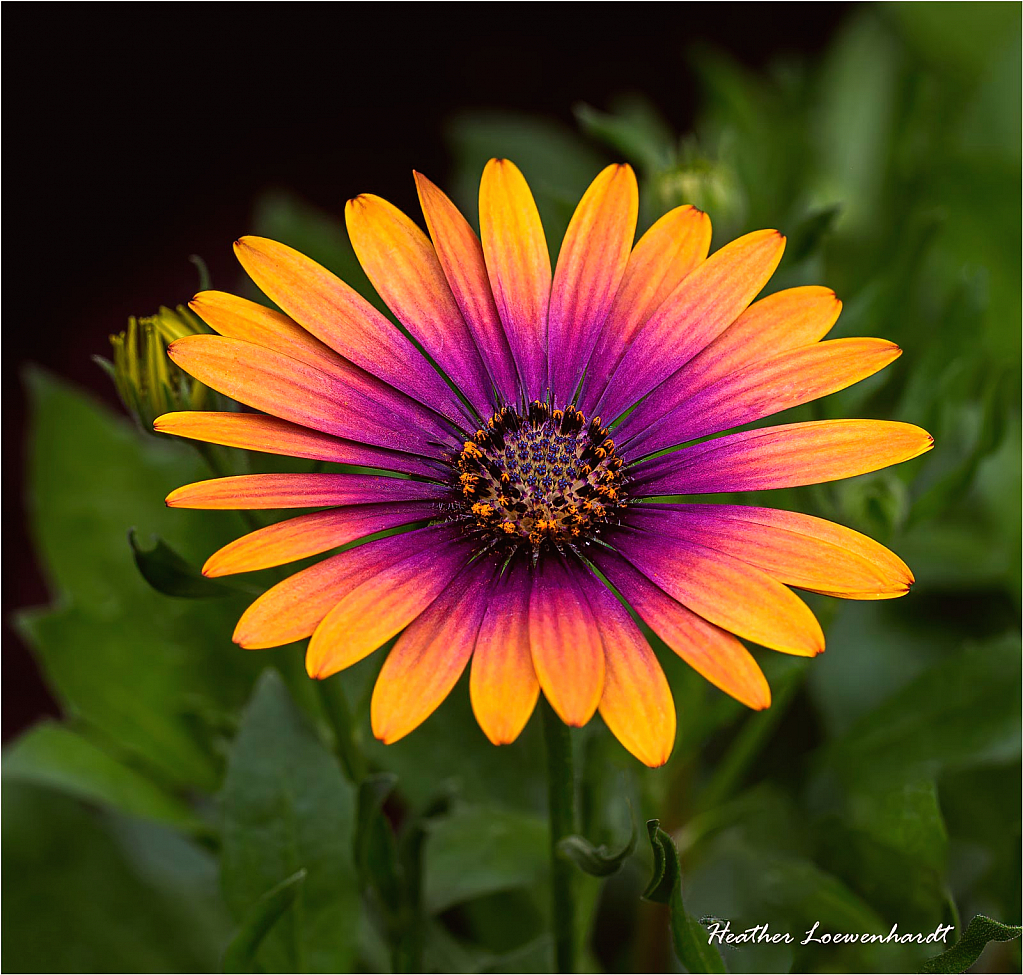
371, 565, 494, 744
548, 164, 638, 402
167, 334, 450, 454
590, 547, 771, 710
345, 193, 493, 412
528, 558, 605, 726
305, 532, 471, 679
415, 171, 520, 404
612, 527, 824, 656
233, 236, 465, 421
615, 286, 843, 445
628, 338, 903, 455
682, 285, 842, 393
165, 472, 445, 509
478, 158, 551, 396
632, 420, 934, 495
470, 561, 540, 745
153, 412, 446, 479
633, 505, 913, 599
202, 503, 434, 577
233, 530, 435, 649
579, 204, 712, 413
189, 291, 339, 372
598, 229, 786, 422
585, 581, 675, 767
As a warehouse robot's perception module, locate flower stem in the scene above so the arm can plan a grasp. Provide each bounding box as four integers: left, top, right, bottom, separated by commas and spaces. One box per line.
315, 674, 367, 783
541, 699, 578, 973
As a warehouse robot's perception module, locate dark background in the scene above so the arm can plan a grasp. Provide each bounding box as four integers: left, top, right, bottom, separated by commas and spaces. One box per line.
4, 5, 851, 738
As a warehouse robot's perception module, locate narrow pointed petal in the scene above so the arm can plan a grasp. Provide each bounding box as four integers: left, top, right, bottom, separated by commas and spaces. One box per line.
579, 204, 712, 413
165, 473, 446, 509
233, 529, 435, 649
167, 334, 451, 455
590, 547, 771, 710
233, 236, 465, 421
305, 530, 471, 679
528, 557, 605, 726
548, 164, 638, 402
598, 229, 786, 422
153, 412, 446, 480
371, 565, 494, 744
632, 420, 934, 495
470, 561, 540, 745
202, 502, 435, 577
415, 172, 520, 404
478, 158, 551, 397
631, 505, 914, 599
614, 286, 842, 442
346, 193, 494, 413
584, 581, 675, 767
189, 291, 339, 372
627, 338, 902, 456
610, 527, 824, 656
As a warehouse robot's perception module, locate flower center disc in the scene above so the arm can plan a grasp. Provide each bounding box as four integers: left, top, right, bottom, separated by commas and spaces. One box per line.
455, 402, 627, 551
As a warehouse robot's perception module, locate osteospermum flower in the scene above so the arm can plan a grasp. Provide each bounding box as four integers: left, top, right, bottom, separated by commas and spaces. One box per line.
157, 160, 932, 767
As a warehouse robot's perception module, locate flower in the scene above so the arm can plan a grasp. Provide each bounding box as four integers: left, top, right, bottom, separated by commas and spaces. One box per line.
156, 160, 932, 767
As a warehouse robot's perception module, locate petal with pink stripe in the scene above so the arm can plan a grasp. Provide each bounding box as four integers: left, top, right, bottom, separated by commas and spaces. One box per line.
589, 547, 770, 710
626, 338, 901, 456
153, 412, 447, 480
528, 556, 605, 726
202, 502, 436, 577
234, 236, 467, 423
613, 285, 841, 443
547, 164, 637, 403
371, 563, 496, 744
631, 420, 934, 496
579, 204, 711, 414
415, 172, 520, 405
305, 528, 472, 679
478, 158, 552, 398
608, 526, 824, 656
165, 473, 447, 510
470, 560, 540, 745
346, 193, 494, 414
167, 334, 454, 456
597, 229, 785, 422
630, 505, 913, 599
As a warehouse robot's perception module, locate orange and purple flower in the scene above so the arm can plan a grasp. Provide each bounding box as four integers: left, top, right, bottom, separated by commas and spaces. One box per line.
156, 160, 932, 767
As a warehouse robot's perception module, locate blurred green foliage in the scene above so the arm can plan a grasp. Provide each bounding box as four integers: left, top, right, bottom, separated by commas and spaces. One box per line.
5, 4, 1020, 972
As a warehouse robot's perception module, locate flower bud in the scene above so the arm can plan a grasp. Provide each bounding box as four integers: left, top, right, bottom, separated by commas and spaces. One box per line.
104, 304, 214, 432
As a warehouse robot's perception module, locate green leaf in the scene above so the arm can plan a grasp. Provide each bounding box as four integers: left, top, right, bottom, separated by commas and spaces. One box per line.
220, 669, 361, 973
574, 98, 675, 173
825, 635, 1022, 786
2, 720, 204, 833
557, 821, 636, 878
1, 780, 229, 971
19, 369, 272, 793
423, 804, 549, 913
128, 529, 238, 598
222, 870, 307, 974
642, 820, 728, 974
785, 204, 842, 263
918, 915, 1021, 974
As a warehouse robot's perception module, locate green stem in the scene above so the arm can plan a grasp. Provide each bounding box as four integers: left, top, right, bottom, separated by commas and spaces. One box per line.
693, 666, 804, 816
315, 675, 367, 784
541, 700, 578, 974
